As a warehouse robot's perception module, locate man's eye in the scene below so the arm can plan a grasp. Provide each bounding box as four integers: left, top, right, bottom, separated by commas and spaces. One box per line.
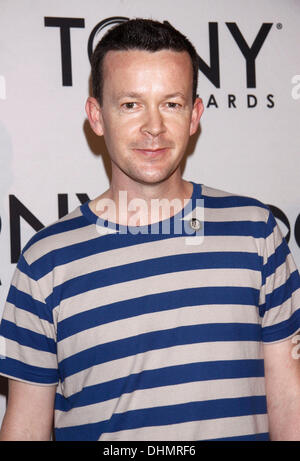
166, 102, 181, 109
122, 102, 137, 110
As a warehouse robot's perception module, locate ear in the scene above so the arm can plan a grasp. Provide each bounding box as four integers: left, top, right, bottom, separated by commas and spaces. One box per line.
85, 96, 104, 136
189, 97, 204, 136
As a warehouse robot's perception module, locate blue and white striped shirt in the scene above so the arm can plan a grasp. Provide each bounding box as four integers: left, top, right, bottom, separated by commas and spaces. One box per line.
1, 183, 300, 440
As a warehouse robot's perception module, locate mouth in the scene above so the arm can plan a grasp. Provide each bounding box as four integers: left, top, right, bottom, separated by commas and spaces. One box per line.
133, 147, 170, 157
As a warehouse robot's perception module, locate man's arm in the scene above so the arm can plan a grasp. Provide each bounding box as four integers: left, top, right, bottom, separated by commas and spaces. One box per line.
0, 378, 56, 441
264, 334, 300, 440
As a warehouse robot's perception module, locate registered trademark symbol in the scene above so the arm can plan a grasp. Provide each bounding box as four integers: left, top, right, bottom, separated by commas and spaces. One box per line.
276, 23, 283, 30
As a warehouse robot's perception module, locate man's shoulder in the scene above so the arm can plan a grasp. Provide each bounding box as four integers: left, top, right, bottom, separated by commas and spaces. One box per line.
20, 204, 90, 270
201, 184, 271, 222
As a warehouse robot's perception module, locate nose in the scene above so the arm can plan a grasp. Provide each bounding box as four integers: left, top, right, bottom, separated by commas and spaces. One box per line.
141, 106, 166, 137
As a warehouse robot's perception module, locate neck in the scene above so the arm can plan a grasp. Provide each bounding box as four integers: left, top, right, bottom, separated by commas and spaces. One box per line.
90, 171, 193, 226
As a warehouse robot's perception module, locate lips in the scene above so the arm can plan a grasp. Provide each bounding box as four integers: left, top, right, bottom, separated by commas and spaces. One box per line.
133, 147, 170, 156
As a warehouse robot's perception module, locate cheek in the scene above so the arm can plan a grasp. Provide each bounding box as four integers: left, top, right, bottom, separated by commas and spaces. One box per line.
102, 121, 134, 156
169, 117, 192, 141
165, 111, 191, 128
105, 114, 139, 137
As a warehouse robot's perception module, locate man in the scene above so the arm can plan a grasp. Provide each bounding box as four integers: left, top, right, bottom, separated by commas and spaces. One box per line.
0, 18, 300, 441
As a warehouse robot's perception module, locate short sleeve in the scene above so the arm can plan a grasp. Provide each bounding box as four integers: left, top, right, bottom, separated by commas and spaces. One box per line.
0, 253, 59, 385
259, 210, 300, 343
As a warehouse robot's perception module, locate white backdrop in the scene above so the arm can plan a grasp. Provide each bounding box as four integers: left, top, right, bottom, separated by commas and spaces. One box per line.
0, 0, 299, 424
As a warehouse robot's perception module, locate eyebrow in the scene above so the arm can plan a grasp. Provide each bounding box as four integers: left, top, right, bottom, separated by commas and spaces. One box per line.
163, 92, 186, 100
116, 92, 142, 99
116, 91, 186, 100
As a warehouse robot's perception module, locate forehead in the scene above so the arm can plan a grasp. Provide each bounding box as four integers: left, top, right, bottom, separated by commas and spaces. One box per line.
102, 49, 193, 96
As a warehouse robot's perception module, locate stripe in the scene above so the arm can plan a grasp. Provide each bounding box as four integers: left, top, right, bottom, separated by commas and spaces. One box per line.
201, 185, 233, 197
61, 341, 263, 398
0, 337, 58, 370
30, 221, 267, 280
59, 323, 262, 381
262, 308, 300, 342
40, 235, 261, 294
57, 286, 260, 342
203, 206, 269, 222
25, 223, 99, 266
264, 220, 283, 257
7, 286, 52, 323
54, 396, 267, 441
49, 251, 261, 308
23, 214, 88, 254
55, 376, 266, 428
260, 288, 300, 327
209, 432, 269, 441
58, 304, 260, 360
202, 194, 269, 210
0, 319, 57, 354
55, 359, 264, 411
0, 356, 58, 384
97, 414, 269, 441
55, 267, 261, 323
30, 233, 171, 279
264, 253, 297, 294
10, 267, 46, 304
264, 211, 277, 239
263, 240, 290, 279
204, 221, 267, 238
264, 270, 300, 311
101, 395, 268, 432
3, 303, 56, 343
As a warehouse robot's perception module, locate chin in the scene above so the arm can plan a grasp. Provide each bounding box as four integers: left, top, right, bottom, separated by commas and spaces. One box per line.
132, 170, 175, 186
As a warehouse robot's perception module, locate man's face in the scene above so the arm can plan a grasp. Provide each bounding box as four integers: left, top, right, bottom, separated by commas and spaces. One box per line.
87, 49, 203, 187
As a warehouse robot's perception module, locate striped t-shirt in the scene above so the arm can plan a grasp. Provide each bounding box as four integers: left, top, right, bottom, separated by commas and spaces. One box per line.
1, 182, 300, 441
